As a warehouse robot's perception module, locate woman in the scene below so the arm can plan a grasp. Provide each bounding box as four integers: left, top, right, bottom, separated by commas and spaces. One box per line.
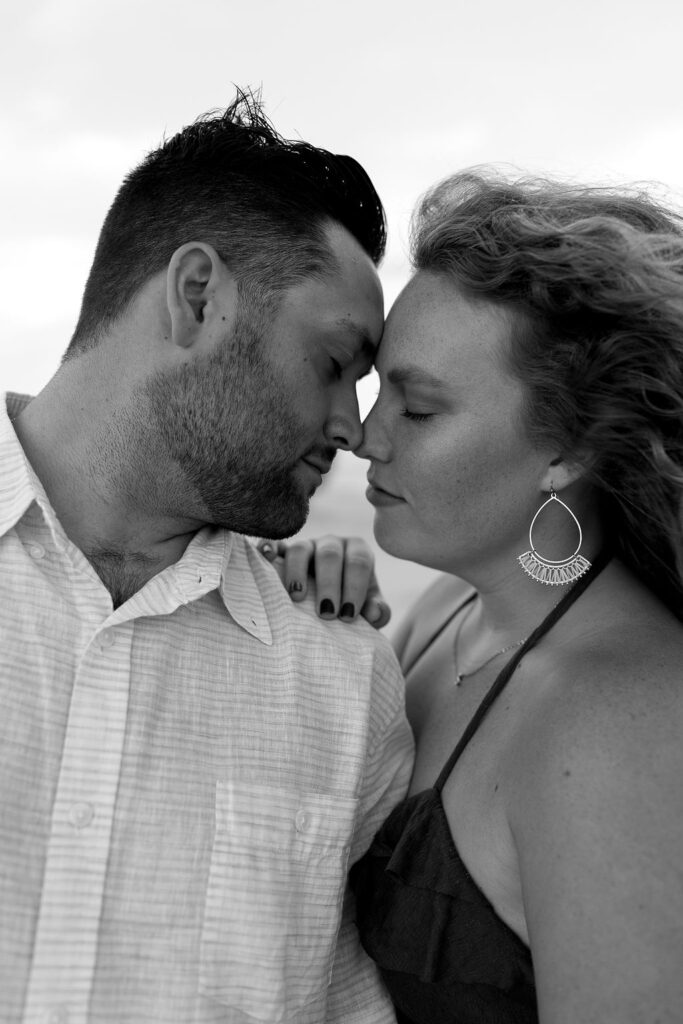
265, 169, 683, 1022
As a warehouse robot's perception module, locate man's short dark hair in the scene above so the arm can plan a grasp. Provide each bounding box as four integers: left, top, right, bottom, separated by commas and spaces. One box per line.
65, 88, 386, 356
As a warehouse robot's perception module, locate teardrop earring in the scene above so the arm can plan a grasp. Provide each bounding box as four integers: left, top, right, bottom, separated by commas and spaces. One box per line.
518, 488, 591, 585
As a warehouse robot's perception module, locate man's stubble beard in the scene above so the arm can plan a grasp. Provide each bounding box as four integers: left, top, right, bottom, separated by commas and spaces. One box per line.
142, 311, 320, 538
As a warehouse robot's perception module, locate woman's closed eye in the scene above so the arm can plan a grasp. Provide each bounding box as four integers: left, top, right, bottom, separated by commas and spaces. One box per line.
401, 408, 432, 422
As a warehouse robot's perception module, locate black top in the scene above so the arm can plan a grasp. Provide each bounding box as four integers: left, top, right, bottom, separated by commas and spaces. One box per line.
351, 553, 611, 1024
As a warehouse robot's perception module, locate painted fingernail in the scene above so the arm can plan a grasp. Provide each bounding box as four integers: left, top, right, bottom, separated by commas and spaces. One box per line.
340, 603, 355, 619
288, 581, 304, 594
320, 598, 335, 616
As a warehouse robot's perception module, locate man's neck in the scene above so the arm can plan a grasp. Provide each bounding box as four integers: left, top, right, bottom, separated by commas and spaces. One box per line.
11, 376, 202, 602
86, 547, 164, 609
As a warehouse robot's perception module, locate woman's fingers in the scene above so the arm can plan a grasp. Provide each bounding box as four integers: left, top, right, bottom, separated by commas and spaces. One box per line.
257, 539, 283, 562
336, 536, 375, 622
360, 569, 392, 630
255, 539, 287, 584
282, 538, 315, 602
257, 535, 391, 627
313, 535, 346, 618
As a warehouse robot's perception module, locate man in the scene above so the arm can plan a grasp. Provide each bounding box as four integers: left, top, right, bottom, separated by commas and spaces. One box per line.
0, 91, 413, 1023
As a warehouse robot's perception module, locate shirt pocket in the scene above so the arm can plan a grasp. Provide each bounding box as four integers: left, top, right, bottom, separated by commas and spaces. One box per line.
198, 779, 358, 1023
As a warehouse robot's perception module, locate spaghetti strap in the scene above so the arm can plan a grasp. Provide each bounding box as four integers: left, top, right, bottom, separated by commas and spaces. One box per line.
403, 591, 477, 677
434, 549, 612, 794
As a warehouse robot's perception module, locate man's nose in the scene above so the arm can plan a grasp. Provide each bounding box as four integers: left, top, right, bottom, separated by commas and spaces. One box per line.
324, 391, 363, 451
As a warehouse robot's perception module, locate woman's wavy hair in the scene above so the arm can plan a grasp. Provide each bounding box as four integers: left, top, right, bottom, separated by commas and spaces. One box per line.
412, 168, 683, 618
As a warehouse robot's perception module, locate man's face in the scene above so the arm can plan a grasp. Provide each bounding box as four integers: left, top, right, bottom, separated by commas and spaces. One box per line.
145, 222, 384, 537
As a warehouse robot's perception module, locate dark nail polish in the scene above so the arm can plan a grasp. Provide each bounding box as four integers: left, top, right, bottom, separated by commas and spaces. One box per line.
340, 603, 355, 619
320, 598, 335, 616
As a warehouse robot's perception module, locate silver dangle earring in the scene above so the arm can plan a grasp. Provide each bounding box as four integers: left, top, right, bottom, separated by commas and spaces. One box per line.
518, 488, 591, 586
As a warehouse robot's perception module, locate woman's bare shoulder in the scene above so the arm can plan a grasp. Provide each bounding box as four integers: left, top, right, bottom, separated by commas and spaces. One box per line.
392, 573, 474, 669
510, 580, 683, 824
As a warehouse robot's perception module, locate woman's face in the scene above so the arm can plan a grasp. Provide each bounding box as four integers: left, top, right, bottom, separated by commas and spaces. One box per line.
359, 271, 558, 576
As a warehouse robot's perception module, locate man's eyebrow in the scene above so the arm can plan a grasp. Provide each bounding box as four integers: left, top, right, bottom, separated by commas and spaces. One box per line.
387, 365, 449, 390
333, 319, 377, 360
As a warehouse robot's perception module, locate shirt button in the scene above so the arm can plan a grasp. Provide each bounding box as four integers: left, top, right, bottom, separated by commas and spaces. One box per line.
28, 543, 45, 560
44, 1007, 69, 1024
68, 802, 95, 829
99, 631, 115, 649
295, 809, 310, 833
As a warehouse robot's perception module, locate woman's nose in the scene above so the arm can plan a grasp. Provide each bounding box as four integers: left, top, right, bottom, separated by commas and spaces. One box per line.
356, 398, 389, 461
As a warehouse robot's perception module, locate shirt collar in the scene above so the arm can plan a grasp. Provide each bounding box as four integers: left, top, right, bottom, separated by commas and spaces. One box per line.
218, 533, 273, 646
0, 392, 51, 539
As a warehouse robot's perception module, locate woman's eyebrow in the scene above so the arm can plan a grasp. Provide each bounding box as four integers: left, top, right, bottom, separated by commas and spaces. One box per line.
387, 365, 449, 390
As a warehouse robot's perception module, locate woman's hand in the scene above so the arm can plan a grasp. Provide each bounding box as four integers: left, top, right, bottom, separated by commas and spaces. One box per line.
258, 535, 391, 629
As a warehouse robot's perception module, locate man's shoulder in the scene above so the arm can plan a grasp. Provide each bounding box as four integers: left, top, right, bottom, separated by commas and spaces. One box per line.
235, 535, 401, 669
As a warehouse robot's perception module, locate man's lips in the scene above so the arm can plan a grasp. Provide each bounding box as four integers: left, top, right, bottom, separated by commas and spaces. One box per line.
301, 455, 333, 475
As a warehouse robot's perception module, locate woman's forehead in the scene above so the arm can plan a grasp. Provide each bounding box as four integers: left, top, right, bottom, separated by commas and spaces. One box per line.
379, 271, 514, 377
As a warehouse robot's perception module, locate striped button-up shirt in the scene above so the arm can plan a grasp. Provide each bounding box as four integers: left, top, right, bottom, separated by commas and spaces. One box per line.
0, 392, 414, 1024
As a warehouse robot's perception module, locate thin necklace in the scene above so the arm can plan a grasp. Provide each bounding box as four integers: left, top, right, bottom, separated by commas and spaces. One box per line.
453, 602, 527, 687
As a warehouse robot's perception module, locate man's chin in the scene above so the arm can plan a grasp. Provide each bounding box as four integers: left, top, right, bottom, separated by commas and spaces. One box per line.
254, 474, 319, 538
199, 468, 315, 538
212, 495, 310, 540
259, 498, 311, 540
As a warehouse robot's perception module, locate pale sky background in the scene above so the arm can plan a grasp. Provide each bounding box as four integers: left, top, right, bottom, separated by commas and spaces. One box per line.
3, 0, 683, 630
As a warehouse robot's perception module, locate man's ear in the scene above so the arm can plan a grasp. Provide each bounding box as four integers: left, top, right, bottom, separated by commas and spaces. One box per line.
166, 242, 234, 349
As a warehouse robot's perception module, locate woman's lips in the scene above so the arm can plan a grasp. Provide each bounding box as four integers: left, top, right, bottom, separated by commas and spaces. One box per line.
365, 482, 405, 507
